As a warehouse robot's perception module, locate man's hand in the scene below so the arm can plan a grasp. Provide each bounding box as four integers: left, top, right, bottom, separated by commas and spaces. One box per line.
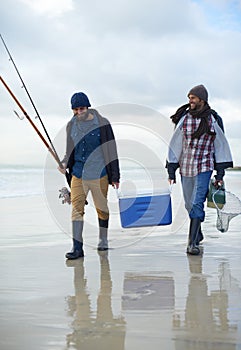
58, 163, 67, 174
112, 182, 119, 189
214, 179, 224, 188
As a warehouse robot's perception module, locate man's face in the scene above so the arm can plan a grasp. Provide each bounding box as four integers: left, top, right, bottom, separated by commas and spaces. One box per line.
188, 94, 205, 110
73, 107, 88, 117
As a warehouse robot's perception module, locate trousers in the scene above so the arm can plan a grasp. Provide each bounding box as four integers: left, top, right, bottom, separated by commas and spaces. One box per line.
181, 171, 212, 222
71, 175, 109, 221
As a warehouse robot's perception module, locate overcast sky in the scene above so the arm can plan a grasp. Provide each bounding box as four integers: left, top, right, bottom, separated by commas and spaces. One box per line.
1, 0, 241, 166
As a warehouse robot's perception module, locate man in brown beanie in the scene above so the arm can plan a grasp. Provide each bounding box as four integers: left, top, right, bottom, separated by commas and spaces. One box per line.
166, 84, 233, 255
188, 84, 208, 104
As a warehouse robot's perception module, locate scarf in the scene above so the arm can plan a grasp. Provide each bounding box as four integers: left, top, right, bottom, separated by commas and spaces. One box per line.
70, 113, 98, 146
170, 103, 216, 139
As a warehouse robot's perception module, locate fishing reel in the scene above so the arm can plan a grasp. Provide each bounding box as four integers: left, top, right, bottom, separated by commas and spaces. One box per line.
59, 187, 71, 205
58, 187, 88, 206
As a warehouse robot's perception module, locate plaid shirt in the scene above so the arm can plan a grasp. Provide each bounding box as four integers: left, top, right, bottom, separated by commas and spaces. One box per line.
179, 113, 215, 176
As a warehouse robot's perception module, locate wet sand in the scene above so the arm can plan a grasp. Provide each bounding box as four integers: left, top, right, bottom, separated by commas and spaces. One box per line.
0, 175, 241, 350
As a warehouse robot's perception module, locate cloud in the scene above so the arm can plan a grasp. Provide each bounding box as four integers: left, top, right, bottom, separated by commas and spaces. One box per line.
194, 0, 241, 31
69, 0, 200, 37
19, 0, 74, 18
226, 121, 241, 139
1, 0, 241, 111
0, 0, 241, 165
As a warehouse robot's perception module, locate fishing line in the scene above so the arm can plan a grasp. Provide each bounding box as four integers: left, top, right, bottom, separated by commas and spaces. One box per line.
0, 33, 63, 169
0, 74, 73, 202
0, 75, 59, 162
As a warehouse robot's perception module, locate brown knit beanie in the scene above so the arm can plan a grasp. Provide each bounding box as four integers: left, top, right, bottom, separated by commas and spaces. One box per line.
188, 84, 208, 102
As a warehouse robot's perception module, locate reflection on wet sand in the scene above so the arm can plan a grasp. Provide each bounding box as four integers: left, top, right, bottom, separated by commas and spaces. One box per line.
122, 273, 174, 311
173, 255, 239, 350
65, 253, 126, 350
64, 252, 241, 350
122, 271, 175, 348
0, 174, 240, 350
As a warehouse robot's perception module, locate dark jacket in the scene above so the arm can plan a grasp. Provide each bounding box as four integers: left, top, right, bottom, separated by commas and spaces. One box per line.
64, 109, 120, 185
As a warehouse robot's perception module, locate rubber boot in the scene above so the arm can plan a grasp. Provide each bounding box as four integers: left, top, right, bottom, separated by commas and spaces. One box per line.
97, 218, 109, 251
197, 226, 204, 246
186, 218, 201, 255
65, 221, 84, 259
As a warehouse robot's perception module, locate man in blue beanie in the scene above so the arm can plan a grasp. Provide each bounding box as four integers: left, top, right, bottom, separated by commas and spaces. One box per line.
166, 84, 233, 255
59, 92, 120, 259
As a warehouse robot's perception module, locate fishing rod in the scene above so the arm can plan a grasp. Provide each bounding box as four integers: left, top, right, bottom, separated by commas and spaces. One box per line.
0, 75, 61, 164
0, 75, 72, 187
1, 75, 72, 201
0, 33, 63, 169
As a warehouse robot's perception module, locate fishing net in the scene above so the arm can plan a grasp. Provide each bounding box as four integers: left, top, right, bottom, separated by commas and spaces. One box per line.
212, 189, 241, 232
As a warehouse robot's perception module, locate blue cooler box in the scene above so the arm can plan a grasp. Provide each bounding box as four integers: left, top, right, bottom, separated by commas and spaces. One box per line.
119, 193, 172, 228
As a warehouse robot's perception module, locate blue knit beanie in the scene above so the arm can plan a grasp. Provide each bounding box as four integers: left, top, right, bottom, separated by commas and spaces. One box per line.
71, 92, 91, 109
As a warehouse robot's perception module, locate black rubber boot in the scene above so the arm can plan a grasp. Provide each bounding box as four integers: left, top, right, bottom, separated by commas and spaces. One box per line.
97, 218, 109, 251
186, 218, 201, 255
197, 226, 204, 246
65, 221, 84, 259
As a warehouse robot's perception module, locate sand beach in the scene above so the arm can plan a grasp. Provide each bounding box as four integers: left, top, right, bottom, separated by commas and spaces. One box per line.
0, 170, 241, 350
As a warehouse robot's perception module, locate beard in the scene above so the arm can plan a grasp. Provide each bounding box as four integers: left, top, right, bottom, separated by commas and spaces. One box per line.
75, 110, 89, 121
190, 98, 205, 111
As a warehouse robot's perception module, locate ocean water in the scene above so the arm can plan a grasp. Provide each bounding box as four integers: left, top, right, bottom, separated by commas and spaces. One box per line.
0, 164, 240, 251
0, 165, 44, 199
0, 163, 169, 200
1, 164, 240, 200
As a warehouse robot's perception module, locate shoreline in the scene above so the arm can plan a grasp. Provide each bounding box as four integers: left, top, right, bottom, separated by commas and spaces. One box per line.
0, 176, 241, 349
